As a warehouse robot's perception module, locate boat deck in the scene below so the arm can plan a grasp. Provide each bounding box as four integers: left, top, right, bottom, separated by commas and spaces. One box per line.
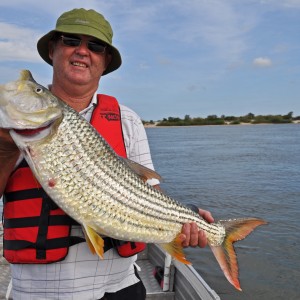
0, 223, 220, 300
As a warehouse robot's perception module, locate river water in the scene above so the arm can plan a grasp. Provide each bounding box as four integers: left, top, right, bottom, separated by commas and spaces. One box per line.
1, 124, 299, 299
146, 124, 300, 300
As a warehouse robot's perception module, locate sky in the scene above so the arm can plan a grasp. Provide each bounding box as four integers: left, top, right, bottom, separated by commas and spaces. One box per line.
0, 0, 299, 121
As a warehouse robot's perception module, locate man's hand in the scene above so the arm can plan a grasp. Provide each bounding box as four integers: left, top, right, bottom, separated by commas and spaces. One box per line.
0, 128, 20, 195
0, 128, 18, 151
180, 209, 214, 248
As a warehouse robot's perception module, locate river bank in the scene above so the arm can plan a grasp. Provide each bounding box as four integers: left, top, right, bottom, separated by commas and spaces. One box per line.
144, 120, 300, 127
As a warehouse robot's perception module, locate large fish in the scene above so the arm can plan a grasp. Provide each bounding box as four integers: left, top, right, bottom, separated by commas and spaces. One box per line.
0, 70, 267, 291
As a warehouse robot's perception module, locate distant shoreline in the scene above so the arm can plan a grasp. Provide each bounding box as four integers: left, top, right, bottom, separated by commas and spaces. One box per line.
144, 120, 300, 128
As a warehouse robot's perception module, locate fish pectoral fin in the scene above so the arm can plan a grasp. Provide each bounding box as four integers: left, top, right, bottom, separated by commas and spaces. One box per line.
82, 224, 105, 259
161, 234, 191, 265
121, 157, 162, 182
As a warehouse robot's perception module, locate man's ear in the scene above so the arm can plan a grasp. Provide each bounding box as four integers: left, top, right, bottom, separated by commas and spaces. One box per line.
48, 41, 54, 60
105, 53, 112, 70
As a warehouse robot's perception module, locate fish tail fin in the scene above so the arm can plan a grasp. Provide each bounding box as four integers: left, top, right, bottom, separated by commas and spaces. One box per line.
162, 234, 191, 265
82, 224, 105, 259
211, 218, 267, 291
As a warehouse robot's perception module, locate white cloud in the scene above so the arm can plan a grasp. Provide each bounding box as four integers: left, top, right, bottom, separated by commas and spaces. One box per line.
0, 22, 42, 62
260, 0, 300, 9
253, 57, 273, 67
283, 0, 300, 8
0, 1, 296, 77
138, 62, 150, 70
159, 1, 258, 64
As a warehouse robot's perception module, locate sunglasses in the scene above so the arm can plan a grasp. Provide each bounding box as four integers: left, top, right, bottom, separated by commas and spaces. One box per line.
60, 35, 107, 54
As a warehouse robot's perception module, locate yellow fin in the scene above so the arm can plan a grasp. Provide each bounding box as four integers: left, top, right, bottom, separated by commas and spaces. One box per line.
121, 157, 162, 182
162, 234, 191, 265
211, 218, 267, 291
19, 70, 34, 82
82, 224, 105, 259
17, 70, 35, 91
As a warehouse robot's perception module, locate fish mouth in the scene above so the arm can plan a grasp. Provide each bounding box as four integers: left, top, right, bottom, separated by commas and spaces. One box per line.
13, 119, 59, 136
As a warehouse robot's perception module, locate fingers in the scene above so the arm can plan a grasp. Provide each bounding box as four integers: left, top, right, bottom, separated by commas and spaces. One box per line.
181, 223, 207, 248
180, 208, 214, 248
181, 223, 192, 247
198, 230, 207, 248
199, 209, 214, 223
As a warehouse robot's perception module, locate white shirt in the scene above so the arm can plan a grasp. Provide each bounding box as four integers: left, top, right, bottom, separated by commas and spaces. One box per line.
10, 94, 159, 300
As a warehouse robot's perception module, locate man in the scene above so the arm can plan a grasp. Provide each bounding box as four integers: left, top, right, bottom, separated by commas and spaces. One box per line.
0, 8, 214, 300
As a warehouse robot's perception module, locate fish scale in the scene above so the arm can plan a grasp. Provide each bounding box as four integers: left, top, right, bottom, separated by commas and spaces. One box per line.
34, 105, 200, 241
0, 70, 267, 291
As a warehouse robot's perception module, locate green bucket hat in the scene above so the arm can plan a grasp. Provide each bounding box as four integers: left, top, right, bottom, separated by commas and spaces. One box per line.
37, 8, 122, 75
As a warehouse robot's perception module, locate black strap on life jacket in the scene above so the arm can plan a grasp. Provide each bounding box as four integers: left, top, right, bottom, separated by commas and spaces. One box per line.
4, 180, 86, 259
4, 183, 114, 255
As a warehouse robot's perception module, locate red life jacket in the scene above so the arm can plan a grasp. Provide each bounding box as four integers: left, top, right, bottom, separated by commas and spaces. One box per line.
3, 94, 145, 264
92, 94, 146, 257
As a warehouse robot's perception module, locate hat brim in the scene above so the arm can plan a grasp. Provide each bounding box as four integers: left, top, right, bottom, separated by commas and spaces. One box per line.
37, 29, 122, 75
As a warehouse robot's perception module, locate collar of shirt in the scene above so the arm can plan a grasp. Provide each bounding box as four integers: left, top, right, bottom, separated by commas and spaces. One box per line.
47, 85, 97, 122
79, 93, 97, 122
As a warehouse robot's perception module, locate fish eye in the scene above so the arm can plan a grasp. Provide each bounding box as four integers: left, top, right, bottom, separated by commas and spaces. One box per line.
35, 87, 43, 94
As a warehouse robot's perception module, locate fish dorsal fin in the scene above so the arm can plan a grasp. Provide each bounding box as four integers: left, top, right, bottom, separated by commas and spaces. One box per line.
17, 70, 36, 92
19, 70, 35, 82
121, 157, 162, 182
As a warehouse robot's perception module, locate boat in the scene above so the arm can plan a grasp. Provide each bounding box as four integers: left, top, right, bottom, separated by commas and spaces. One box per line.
138, 244, 220, 300
0, 221, 220, 300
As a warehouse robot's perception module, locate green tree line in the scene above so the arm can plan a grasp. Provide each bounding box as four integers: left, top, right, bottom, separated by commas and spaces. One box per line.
143, 112, 300, 126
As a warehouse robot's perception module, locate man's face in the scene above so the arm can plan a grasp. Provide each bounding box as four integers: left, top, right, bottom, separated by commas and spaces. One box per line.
49, 34, 112, 88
